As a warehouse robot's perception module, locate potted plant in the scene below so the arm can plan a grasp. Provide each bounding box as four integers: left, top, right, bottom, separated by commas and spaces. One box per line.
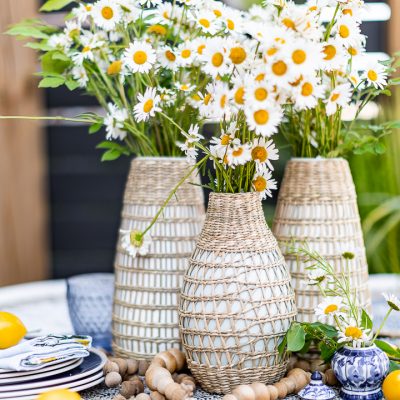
280, 246, 400, 400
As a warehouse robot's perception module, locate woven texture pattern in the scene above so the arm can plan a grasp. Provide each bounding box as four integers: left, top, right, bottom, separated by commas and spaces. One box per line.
113, 157, 205, 360
272, 158, 371, 323
179, 192, 297, 394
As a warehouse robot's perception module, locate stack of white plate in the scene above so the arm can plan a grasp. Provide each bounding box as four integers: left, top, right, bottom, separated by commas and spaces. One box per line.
0, 348, 106, 399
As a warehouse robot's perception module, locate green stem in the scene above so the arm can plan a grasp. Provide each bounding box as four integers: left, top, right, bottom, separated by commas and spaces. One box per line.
0, 115, 97, 124
373, 309, 392, 342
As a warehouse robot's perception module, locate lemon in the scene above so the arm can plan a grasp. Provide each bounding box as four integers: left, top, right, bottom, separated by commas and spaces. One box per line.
0, 311, 27, 349
37, 389, 82, 400
382, 370, 400, 400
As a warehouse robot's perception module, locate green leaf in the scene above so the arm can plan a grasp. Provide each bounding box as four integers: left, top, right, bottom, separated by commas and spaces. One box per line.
389, 360, 400, 373
278, 335, 287, 356
41, 51, 70, 75
375, 340, 400, 357
101, 149, 121, 161
361, 309, 373, 330
309, 322, 338, 338
319, 342, 337, 362
40, 0, 76, 12
89, 122, 103, 134
6, 25, 49, 39
374, 142, 386, 155
52, 51, 70, 62
38, 76, 65, 88
65, 79, 80, 91
25, 41, 53, 51
287, 323, 306, 352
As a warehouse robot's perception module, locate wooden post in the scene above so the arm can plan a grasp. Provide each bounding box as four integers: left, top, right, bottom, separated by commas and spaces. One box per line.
0, 0, 48, 285
388, 0, 400, 56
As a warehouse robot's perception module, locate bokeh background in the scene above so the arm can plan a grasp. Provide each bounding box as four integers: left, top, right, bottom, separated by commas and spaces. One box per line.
0, 0, 399, 287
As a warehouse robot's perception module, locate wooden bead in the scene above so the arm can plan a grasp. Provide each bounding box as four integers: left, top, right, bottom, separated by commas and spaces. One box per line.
112, 395, 126, 400
127, 359, 139, 375
157, 376, 175, 395
325, 369, 338, 386
150, 391, 166, 400
266, 385, 278, 400
138, 360, 150, 376
105, 372, 122, 388
293, 373, 309, 393
120, 380, 144, 398
280, 378, 296, 394
250, 382, 270, 400
311, 359, 328, 372
168, 349, 186, 371
293, 360, 311, 372
164, 382, 187, 400
154, 352, 177, 373
145, 366, 164, 391
104, 361, 120, 375
272, 382, 287, 399
287, 368, 307, 378
136, 394, 151, 400
128, 375, 141, 382
232, 385, 256, 400
223, 395, 238, 400
111, 358, 128, 376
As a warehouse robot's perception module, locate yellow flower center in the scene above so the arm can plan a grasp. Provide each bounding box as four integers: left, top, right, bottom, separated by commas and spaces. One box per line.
232, 147, 243, 157
85, 5, 92, 11
253, 176, 267, 192
255, 73, 265, 81
324, 304, 338, 314
220, 94, 227, 108
68, 28, 80, 39
129, 231, 143, 247
343, 8, 353, 16
107, 60, 122, 75
292, 49, 306, 65
331, 93, 340, 102
253, 110, 269, 125
212, 52, 224, 67
348, 47, 358, 56
301, 82, 313, 96
181, 49, 191, 59
234, 87, 245, 105
220, 135, 231, 145
204, 93, 212, 105
227, 19, 235, 30
254, 88, 268, 101
101, 6, 114, 20
323, 45, 336, 61
147, 25, 167, 35
199, 18, 210, 28
163, 11, 170, 19
309, 5, 318, 11
165, 50, 176, 62
272, 60, 287, 76
345, 326, 363, 339
252, 146, 268, 162
266, 47, 278, 57
191, 94, 201, 102
133, 50, 147, 65
197, 44, 206, 55
143, 99, 154, 113
181, 84, 189, 90
282, 18, 295, 30
339, 24, 350, 38
367, 70, 378, 81
213, 9, 222, 17
229, 47, 246, 65
82, 46, 91, 53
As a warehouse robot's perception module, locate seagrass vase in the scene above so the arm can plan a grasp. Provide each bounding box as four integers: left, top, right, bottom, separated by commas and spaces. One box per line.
179, 192, 297, 394
272, 158, 371, 323
112, 157, 205, 360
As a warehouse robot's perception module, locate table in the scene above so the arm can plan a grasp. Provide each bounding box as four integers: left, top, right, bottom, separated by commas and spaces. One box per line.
1, 275, 399, 399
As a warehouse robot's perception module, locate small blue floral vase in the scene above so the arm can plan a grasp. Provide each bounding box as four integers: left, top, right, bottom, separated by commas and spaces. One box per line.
331, 345, 389, 400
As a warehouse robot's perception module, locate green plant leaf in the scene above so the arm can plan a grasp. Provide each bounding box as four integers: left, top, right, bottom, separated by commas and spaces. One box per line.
389, 360, 400, 372
361, 309, 373, 330
319, 342, 337, 362
40, 0, 76, 12
52, 51, 70, 62
278, 335, 287, 356
88, 122, 103, 134
287, 323, 306, 352
41, 51, 70, 75
25, 41, 53, 51
6, 25, 49, 39
101, 149, 121, 161
65, 79, 80, 91
375, 340, 400, 357
38, 76, 65, 88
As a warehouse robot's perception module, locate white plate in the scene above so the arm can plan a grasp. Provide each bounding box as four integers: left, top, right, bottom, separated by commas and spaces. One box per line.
0, 358, 78, 377
0, 372, 104, 399
0, 359, 83, 386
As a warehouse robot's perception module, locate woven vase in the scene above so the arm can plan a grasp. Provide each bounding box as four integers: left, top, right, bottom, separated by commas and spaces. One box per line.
179, 192, 297, 394
272, 158, 371, 323
112, 157, 205, 360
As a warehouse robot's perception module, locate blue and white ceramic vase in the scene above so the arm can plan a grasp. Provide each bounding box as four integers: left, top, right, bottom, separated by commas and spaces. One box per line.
331, 345, 389, 400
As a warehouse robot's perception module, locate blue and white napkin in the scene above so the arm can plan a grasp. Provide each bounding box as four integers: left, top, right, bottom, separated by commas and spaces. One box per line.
0, 335, 92, 371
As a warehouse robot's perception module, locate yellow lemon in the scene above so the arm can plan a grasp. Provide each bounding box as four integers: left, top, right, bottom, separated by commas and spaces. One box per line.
0, 311, 27, 349
37, 389, 82, 400
382, 370, 400, 400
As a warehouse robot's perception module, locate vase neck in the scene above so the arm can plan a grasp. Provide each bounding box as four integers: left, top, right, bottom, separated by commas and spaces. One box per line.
196, 192, 279, 253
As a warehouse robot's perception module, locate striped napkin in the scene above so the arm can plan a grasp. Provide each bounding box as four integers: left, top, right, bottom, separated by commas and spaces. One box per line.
0, 335, 91, 371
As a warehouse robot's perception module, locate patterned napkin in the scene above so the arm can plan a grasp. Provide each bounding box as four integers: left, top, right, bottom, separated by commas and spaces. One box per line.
0, 335, 92, 371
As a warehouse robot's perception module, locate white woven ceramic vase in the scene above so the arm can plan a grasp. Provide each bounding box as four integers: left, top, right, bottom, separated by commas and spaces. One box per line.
179, 192, 297, 394
272, 158, 371, 323
112, 157, 205, 360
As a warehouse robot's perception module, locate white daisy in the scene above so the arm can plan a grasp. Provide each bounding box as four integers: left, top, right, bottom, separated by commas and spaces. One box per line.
334, 15, 363, 47
292, 76, 325, 110
120, 229, 152, 258
133, 87, 161, 122
307, 269, 326, 286
71, 65, 89, 88
157, 46, 178, 71
175, 82, 196, 92
382, 293, 400, 312
91, 0, 122, 31
176, 42, 195, 67
193, 10, 219, 35
245, 102, 283, 137
252, 167, 277, 199
201, 38, 230, 78
225, 139, 252, 168
123, 41, 156, 73
337, 322, 373, 348
226, 41, 249, 68
362, 61, 388, 89
266, 55, 296, 88
48, 33, 72, 52
244, 80, 273, 105
208, 82, 231, 118
325, 83, 353, 116
321, 39, 348, 71
104, 103, 128, 140
251, 137, 279, 171
222, 8, 243, 34
287, 39, 324, 76
315, 297, 347, 322
72, 3, 93, 24
209, 128, 236, 159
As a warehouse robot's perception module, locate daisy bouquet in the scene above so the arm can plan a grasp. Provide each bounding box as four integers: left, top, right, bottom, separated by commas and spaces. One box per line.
280, 246, 400, 367
6, 0, 246, 160
242, 0, 400, 158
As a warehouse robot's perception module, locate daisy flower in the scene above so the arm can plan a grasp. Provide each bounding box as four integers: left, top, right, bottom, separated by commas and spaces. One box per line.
133, 87, 161, 122
315, 297, 346, 322
287, 39, 324, 76
157, 46, 178, 71
292, 76, 325, 110
245, 81, 272, 105
177, 141, 199, 163
91, 0, 122, 31
104, 103, 128, 141
334, 15, 363, 47
210, 127, 236, 159
175, 82, 196, 92
201, 38, 230, 78
230, 74, 246, 109
266, 55, 296, 88
222, 8, 243, 34
72, 3, 93, 24
227, 41, 249, 68
382, 293, 400, 312
193, 10, 219, 35
325, 83, 353, 116
48, 33, 72, 52
251, 138, 279, 171
225, 139, 252, 168
71, 65, 89, 88
123, 41, 156, 73
362, 61, 388, 89
245, 102, 283, 137
120, 229, 152, 258
338, 322, 373, 348
154, 2, 177, 24
321, 39, 347, 71
176, 43, 195, 67
208, 82, 231, 118
307, 269, 326, 286
252, 167, 277, 199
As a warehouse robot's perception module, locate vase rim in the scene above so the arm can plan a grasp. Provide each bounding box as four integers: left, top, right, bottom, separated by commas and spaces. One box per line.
342, 344, 377, 351
290, 157, 345, 161
136, 156, 186, 160
209, 191, 259, 198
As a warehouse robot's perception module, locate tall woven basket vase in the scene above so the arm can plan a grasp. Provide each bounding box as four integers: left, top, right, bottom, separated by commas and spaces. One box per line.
112, 157, 205, 360
179, 192, 297, 394
272, 158, 371, 323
